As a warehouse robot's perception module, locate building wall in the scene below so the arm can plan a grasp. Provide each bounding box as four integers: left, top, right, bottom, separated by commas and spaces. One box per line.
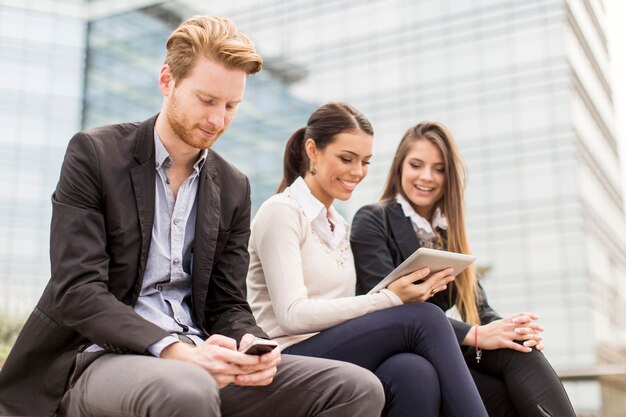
0, 4, 86, 316
566, 0, 626, 414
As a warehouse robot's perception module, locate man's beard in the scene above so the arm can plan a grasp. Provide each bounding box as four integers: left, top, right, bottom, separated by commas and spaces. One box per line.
166, 94, 223, 150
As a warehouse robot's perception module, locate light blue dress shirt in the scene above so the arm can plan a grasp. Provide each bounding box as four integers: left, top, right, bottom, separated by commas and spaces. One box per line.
86, 130, 207, 356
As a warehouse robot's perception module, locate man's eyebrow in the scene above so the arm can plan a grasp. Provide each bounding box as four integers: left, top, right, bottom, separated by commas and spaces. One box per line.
195, 91, 243, 104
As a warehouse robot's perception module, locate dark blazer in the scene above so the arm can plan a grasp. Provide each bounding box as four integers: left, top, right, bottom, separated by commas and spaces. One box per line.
0, 115, 267, 417
350, 201, 500, 343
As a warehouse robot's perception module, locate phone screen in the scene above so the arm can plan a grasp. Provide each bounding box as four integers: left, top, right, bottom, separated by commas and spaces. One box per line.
243, 340, 277, 355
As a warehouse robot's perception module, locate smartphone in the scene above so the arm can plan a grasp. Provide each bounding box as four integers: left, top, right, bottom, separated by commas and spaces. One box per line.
242, 339, 278, 356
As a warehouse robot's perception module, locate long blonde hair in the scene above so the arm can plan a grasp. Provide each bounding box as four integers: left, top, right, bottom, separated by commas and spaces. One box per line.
380, 122, 480, 324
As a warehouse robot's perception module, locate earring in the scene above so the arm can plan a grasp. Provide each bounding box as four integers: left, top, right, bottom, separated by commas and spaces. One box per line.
309, 167, 317, 175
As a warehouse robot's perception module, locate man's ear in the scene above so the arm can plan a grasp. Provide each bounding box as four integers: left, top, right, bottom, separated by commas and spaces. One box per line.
158, 64, 175, 96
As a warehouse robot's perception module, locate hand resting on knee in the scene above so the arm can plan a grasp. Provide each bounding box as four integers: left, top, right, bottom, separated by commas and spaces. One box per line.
463, 312, 545, 353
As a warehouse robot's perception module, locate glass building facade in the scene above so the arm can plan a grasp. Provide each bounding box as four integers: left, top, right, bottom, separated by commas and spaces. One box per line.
1, 0, 625, 414
0, 3, 85, 316
83, 2, 316, 209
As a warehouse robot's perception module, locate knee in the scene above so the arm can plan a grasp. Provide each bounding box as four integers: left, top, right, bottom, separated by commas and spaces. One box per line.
144, 362, 220, 417
495, 343, 545, 363
401, 302, 450, 330
375, 354, 441, 412
513, 346, 552, 371
377, 353, 438, 382
485, 345, 552, 374
334, 361, 386, 412
376, 353, 439, 394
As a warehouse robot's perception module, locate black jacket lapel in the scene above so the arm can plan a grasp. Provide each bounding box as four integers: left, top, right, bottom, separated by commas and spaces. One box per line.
192, 150, 221, 330
130, 116, 157, 302
386, 202, 421, 260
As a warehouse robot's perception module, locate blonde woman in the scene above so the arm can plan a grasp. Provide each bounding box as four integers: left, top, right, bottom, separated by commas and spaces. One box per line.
350, 122, 575, 417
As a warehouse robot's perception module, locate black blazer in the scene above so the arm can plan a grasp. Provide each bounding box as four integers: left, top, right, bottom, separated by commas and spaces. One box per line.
350, 201, 500, 343
0, 115, 267, 416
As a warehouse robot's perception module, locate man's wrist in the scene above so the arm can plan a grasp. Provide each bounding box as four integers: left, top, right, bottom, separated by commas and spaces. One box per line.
149, 335, 180, 357
160, 341, 194, 359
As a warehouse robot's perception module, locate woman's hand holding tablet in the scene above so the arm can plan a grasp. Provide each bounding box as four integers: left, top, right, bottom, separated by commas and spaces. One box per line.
367, 247, 477, 297
387, 267, 456, 303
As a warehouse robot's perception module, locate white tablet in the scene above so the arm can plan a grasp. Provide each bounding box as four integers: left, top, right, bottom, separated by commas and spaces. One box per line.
367, 247, 477, 294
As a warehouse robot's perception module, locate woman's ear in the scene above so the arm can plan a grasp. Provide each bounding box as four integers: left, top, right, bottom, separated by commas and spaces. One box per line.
304, 138, 317, 163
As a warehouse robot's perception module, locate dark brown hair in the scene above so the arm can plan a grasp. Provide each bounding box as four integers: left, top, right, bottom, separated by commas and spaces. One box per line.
277, 102, 373, 192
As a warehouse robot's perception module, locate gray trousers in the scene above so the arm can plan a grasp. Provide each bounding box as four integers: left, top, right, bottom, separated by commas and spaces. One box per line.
59, 352, 384, 417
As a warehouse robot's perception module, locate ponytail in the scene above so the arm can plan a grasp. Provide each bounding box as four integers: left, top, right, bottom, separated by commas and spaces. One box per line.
277, 127, 308, 192
276, 102, 374, 193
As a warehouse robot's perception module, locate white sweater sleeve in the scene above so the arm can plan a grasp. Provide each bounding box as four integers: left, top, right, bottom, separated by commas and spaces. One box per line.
252, 199, 402, 335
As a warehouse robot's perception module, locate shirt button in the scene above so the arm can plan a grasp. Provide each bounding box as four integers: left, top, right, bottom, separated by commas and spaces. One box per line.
173, 258, 180, 266
156, 285, 163, 291
173, 218, 180, 225
166, 178, 170, 185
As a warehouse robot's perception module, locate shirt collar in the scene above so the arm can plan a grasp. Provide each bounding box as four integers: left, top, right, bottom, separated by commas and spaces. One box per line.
154, 129, 208, 173
396, 193, 447, 236
289, 177, 326, 220
287, 177, 348, 248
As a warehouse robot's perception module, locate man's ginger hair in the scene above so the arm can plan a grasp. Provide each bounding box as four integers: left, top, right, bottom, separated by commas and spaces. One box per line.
165, 15, 262, 83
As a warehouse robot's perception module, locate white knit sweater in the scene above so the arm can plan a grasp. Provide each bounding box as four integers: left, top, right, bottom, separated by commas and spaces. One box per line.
246, 188, 402, 349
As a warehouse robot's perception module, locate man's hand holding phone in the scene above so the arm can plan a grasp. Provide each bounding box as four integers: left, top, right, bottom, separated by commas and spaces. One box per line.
160, 333, 280, 388
241, 337, 279, 356
236, 334, 281, 386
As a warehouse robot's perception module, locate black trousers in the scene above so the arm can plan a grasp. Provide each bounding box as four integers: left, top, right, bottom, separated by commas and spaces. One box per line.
284, 302, 488, 417
464, 345, 576, 417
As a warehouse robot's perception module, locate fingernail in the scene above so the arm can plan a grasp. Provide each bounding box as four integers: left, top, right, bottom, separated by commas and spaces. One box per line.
512, 318, 518, 323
